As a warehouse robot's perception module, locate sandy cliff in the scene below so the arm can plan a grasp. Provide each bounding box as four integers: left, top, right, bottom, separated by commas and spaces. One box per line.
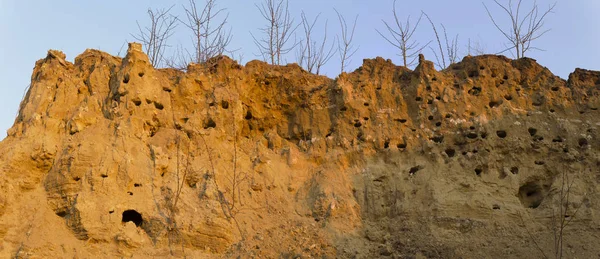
0, 43, 599, 258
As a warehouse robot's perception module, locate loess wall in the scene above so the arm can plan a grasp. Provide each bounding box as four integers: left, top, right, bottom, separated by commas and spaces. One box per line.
1, 43, 599, 258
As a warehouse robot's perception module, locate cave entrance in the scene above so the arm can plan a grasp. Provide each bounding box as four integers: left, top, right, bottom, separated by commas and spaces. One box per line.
122, 210, 143, 227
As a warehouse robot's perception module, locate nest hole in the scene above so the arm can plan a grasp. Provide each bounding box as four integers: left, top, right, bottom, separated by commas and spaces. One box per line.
245, 111, 253, 120
204, 118, 217, 129
468, 86, 482, 96
496, 130, 507, 138
466, 132, 478, 139
528, 128, 537, 136
409, 166, 421, 175
578, 138, 588, 147
123, 74, 130, 84
489, 101, 502, 108
221, 100, 229, 109
430, 135, 444, 143
132, 99, 142, 106
475, 167, 483, 176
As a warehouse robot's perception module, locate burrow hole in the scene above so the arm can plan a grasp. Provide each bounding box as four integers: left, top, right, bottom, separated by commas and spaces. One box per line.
468, 86, 482, 96
496, 130, 507, 138
466, 132, 478, 139
204, 118, 217, 129
578, 138, 588, 147
475, 167, 483, 176
409, 166, 421, 175
132, 98, 142, 106
518, 182, 546, 208
445, 148, 456, 157
123, 74, 130, 84
430, 135, 444, 143
122, 210, 143, 227
489, 100, 502, 108
138, 72, 145, 78
528, 128, 537, 136
245, 110, 253, 120
221, 100, 229, 109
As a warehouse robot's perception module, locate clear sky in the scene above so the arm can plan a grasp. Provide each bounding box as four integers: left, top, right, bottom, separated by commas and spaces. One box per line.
1, 0, 599, 139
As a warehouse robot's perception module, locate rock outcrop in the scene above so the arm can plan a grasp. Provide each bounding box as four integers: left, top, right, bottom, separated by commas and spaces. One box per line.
1, 43, 599, 258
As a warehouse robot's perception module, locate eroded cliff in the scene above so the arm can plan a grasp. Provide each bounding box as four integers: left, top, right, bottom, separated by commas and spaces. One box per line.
0, 43, 599, 258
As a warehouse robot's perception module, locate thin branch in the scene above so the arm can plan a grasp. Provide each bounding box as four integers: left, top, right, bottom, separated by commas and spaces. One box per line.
334, 9, 358, 74
376, 0, 426, 67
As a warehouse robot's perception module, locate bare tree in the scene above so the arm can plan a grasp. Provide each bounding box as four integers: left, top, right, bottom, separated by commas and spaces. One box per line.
422, 12, 459, 70
334, 9, 358, 74
550, 170, 585, 259
483, 0, 556, 59
175, 0, 233, 66
519, 170, 587, 259
467, 38, 486, 56
376, 0, 429, 67
296, 12, 336, 75
132, 5, 178, 67
252, 0, 298, 65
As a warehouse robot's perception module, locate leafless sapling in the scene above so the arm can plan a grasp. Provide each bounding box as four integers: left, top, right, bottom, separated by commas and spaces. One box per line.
422, 12, 459, 70
483, 0, 556, 58
467, 38, 486, 56
296, 12, 336, 75
252, 0, 299, 65
132, 5, 178, 68
376, 0, 429, 67
334, 9, 358, 74
172, 0, 233, 68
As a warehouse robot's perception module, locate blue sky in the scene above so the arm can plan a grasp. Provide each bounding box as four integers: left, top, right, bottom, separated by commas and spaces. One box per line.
1, 0, 599, 139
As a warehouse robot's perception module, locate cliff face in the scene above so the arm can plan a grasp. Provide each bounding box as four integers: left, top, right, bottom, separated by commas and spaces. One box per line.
1, 43, 599, 258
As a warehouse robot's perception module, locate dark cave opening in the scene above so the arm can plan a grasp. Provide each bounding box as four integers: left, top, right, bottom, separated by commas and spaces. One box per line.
122, 210, 144, 227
